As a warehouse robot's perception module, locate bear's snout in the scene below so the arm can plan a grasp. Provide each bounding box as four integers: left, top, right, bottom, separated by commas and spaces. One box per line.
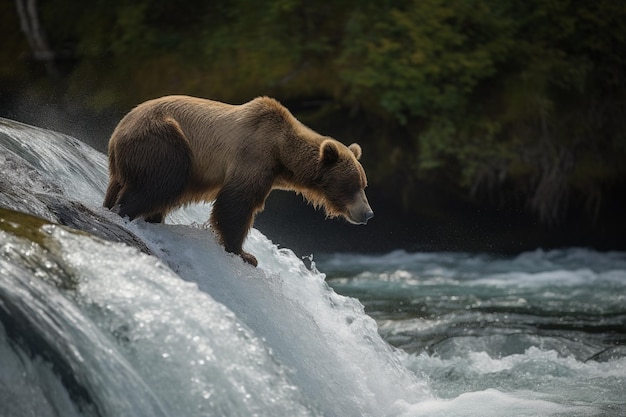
347, 191, 374, 225
348, 206, 374, 225
352, 208, 374, 225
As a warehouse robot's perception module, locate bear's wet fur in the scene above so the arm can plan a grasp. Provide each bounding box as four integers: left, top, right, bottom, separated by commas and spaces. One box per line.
104, 95, 373, 266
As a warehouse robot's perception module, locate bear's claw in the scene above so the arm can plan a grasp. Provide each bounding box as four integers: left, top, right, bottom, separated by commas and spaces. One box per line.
240, 251, 258, 267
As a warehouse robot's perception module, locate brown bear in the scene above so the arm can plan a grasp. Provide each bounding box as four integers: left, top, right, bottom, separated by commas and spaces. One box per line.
104, 95, 373, 266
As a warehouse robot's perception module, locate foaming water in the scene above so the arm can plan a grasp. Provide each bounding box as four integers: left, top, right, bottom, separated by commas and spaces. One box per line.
320, 250, 626, 416
1, 119, 427, 416
1, 117, 624, 416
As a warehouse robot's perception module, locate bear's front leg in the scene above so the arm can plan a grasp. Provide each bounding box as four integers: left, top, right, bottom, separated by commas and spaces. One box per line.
210, 177, 271, 267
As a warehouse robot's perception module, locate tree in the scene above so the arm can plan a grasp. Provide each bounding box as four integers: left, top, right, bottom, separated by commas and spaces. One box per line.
14, 0, 59, 76
2, 0, 625, 228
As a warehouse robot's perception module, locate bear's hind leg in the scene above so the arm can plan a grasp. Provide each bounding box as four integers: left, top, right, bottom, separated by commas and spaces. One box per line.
113, 117, 192, 222
103, 179, 123, 209
116, 180, 179, 223
116, 186, 156, 220
104, 147, 122, 209
145, 212, 164, 223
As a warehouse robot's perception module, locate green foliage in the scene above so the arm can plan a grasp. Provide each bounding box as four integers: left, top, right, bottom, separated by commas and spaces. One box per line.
339, 0, 514, 122
337, 0, 626, 223
2, 0, 625, 225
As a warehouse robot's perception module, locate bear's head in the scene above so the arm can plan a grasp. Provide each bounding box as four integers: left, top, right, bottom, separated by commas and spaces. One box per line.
315, 140, 374, 225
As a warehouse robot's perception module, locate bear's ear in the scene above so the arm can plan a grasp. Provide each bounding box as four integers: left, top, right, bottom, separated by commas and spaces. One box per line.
319, 140, 339, 166
348, 143, 362, 160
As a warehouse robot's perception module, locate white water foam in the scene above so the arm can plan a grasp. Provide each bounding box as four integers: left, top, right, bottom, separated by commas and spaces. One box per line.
123, 218, 431, 416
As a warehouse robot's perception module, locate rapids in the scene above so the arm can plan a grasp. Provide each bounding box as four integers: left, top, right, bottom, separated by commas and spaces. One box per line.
1, 118, 624, 416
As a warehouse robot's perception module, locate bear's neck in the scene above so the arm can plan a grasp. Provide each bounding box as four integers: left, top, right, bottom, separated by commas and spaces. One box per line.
277, 135, 321, 192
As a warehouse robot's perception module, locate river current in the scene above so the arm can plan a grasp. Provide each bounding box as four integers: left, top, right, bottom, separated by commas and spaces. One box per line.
0, 118, 624, 416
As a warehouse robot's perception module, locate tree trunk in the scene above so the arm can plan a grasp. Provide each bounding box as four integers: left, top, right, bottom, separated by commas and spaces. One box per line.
15, 0, 59, 77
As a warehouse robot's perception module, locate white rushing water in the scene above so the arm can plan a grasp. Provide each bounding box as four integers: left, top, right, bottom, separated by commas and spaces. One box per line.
1, 118, 624, 416
319, 250, 626, 416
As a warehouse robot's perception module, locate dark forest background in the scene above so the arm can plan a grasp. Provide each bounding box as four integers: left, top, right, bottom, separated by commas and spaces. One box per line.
1, 0, 625, 255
